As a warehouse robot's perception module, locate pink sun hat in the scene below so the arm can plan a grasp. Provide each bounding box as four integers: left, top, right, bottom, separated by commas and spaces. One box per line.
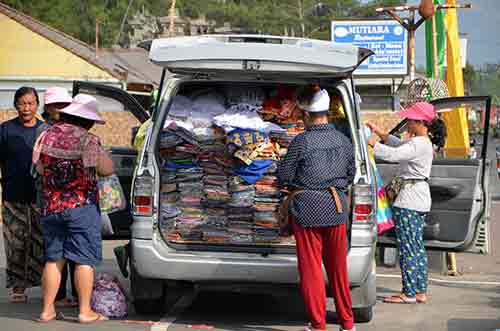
44, 87, 72, 105
397, 102, 436, 123
59, 93, 105, 124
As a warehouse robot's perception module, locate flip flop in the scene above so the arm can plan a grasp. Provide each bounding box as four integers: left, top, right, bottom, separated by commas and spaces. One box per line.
34, 312, 65, 323
78, 313, 109, 324
416, 294, 428, 304
55, 297, 79, 308
383, 294, 417, 304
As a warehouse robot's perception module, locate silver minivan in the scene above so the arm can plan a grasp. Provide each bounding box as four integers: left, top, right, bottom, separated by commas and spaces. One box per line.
73, 35, 492, 323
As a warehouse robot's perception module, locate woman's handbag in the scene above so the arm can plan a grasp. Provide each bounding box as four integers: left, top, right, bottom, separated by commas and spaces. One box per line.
385, 177, 428, 205
98, 174, 127, 214
385, 177, 406, 204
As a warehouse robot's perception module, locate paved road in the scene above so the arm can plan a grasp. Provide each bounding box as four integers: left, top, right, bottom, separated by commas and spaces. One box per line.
1, 235, 500, 331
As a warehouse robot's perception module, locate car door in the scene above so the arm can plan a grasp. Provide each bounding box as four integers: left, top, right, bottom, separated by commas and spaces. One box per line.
376, 96, 492, 254
72, 81, 150, 238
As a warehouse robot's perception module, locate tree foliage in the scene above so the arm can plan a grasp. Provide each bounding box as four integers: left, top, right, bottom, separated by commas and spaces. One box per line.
3, 0, 404, 46
464, 63, 500, 106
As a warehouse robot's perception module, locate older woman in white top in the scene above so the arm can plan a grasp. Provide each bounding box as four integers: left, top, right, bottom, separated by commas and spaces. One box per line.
367, 102, 446, 305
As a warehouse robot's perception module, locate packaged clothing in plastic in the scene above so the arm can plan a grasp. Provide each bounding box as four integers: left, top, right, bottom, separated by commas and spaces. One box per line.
225, 86, 266, 106
213, 105, 284, 134
167, 95, 193, 119
98, 174, 126, 214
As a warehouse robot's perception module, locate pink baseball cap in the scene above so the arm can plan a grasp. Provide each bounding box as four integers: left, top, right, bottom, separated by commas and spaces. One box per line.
44, 87, 72, 105
59, 94, 105, 124
397, 102, 436, 123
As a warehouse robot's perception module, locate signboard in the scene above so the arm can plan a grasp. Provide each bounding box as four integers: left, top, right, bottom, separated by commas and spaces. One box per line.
331, 20, 408, 76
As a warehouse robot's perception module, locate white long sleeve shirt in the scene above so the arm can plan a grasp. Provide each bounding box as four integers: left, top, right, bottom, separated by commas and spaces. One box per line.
373, 135, 433, 212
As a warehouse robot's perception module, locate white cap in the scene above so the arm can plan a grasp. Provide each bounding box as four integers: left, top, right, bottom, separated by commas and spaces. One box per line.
299, 89, 330, 113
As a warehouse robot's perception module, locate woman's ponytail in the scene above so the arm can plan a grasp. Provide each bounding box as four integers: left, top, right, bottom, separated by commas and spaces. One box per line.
426, 117, 447, 150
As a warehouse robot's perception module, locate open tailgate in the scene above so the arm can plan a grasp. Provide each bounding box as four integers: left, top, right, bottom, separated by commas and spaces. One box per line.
148, 35, 373, 78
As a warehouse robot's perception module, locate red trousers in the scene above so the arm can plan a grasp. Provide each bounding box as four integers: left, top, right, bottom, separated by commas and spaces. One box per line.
292, 221, 354, 331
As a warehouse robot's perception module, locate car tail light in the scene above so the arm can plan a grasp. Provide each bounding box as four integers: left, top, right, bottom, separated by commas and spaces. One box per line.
132, 175, 154, 216
352, 184, 374, 223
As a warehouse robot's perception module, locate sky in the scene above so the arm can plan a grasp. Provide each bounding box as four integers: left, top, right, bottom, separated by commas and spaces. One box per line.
360, 0, 500, 67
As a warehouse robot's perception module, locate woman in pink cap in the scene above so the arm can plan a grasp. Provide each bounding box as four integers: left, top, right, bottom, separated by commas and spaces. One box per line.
41, 87, 80, 309
33, 94, 113, 323
367, 102, 446, 304
42, 87, 72, 125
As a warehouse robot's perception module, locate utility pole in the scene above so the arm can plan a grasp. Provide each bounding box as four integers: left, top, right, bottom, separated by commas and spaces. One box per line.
376, 3, 471, 81
168, 0, 177, 37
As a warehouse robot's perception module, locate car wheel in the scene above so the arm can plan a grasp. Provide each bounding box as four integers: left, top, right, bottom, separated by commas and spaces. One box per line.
353, 306, 373, 323
130, 260, 167, 315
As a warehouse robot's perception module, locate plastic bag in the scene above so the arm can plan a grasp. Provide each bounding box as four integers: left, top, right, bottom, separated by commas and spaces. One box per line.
364, 126, 394, 234
91, 273, 128, 318
98, 174, 127, 214
101, 213, 114, 236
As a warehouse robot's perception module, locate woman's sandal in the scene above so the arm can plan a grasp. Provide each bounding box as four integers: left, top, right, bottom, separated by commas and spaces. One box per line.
416, 293, 428, 304
55, 297, 79, 308
34, 312, 65, 323
78, 313, 109, 324
9, 292, 27, 303
383, 294, 417, 304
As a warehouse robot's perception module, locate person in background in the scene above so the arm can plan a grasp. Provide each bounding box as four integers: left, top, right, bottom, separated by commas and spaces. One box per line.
0, 87, 47, 303
34, 94, 114, 323
42, 87, 71, 125
367, 102, 446, 304
40, 87, 79, 308
277, 88, 356, 331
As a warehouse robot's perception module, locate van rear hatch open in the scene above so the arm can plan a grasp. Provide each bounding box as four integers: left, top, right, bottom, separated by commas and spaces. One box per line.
148, 35, 373, 78
144, 36, 373, 253
152, 80, 360, 254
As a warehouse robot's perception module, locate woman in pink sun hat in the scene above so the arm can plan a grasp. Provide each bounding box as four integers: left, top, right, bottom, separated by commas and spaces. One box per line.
34, 94, 113, 323
367, 102, 446, 305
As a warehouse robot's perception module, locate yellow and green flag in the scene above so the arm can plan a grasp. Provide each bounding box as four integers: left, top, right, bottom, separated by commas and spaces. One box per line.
425, 0, 469, 157
425, 0, 446, 79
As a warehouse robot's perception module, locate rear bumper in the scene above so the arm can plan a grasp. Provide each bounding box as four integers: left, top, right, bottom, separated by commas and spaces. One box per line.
131, 234, 375, 287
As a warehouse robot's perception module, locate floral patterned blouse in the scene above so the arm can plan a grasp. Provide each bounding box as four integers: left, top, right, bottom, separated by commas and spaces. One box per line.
34, 123, 101, 216
39, 154, 98, 216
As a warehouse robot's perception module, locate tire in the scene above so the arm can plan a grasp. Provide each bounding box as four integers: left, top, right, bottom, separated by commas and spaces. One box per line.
353, 306, 373, 323
130, 260, 167, 315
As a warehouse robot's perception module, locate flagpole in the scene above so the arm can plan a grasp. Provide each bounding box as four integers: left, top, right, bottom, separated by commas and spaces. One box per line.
432, 13, 439, 78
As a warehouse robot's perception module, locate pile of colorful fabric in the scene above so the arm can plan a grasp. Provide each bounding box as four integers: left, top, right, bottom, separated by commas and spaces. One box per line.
157, 89, 307, 246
